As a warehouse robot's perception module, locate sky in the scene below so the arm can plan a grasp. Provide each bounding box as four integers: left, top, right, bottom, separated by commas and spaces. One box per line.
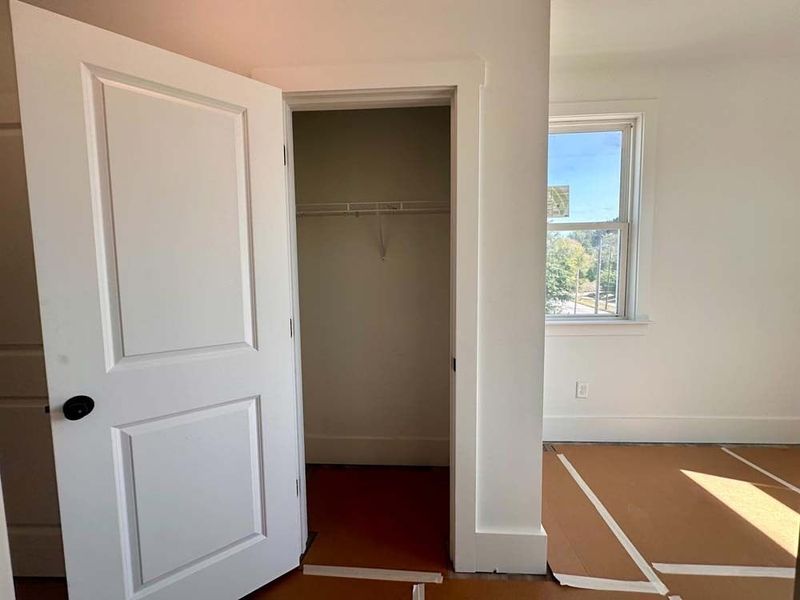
547, 130, 622, 224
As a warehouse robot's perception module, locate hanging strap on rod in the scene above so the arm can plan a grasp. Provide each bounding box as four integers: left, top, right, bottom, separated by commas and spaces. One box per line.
296, 200, 450, 217
377, 211, 386, 261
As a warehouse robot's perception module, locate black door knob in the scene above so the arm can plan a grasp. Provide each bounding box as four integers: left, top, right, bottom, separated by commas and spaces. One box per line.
63, 395, 95, 421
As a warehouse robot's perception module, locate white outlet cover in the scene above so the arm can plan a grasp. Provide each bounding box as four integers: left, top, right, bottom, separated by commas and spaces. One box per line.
576, 381, 589, 399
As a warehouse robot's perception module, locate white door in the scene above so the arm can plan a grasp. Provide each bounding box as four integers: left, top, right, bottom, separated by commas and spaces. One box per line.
11, 3, 301, 599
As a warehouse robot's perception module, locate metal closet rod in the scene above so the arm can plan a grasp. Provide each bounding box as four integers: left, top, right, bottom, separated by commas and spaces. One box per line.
296, 200, 450, 217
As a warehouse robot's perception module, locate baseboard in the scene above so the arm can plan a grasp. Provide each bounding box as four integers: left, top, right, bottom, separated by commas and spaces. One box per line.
8, 525, 65, 577
304, 434, 449, 466
544, 415, 800, 444
474, 528, 548, 575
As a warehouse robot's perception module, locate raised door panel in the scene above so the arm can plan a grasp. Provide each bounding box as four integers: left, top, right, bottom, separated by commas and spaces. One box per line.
86, 68, 256, 365
113, 397, 265, 593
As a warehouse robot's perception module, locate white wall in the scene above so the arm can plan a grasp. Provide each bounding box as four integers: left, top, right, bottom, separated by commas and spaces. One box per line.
546, 56, 800, 443
293, 108, 451, 466
8, 0, 552, 574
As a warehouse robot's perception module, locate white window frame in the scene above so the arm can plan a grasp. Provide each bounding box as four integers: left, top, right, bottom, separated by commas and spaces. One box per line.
546, 100, 657, 334
547, 119, 634, 320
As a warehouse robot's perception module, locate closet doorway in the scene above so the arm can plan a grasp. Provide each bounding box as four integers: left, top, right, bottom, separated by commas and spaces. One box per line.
288, 104, 453, 573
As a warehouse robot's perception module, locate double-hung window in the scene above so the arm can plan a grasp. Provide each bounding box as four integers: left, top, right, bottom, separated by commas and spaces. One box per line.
546, 117, 637, 319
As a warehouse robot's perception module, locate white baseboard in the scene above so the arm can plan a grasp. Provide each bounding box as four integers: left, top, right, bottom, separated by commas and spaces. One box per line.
304, 434, 449, 466
8, 525, 65, 577
544, 415, 800, 444
474, 528, 548, 575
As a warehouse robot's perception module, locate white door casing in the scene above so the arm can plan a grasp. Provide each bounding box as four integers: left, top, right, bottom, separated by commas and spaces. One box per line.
11, 3, 300, 599
256, 62, 485, 571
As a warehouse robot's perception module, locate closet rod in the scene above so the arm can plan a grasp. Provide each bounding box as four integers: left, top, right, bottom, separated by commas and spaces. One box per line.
296, 200, 450, 217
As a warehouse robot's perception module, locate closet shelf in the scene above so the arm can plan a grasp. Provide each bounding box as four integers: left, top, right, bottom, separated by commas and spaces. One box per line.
296, 200, 450, 217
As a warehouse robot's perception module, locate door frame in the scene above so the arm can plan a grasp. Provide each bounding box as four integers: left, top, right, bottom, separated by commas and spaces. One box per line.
253, 61, 484, 572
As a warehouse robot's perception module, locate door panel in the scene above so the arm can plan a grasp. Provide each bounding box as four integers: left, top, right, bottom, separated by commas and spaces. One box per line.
91, 70, 255, 361
11, 2, 300, 599
115, 397, 264, 588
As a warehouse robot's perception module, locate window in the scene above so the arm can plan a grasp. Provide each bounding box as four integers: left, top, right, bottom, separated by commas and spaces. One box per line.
546, 118, 637, 319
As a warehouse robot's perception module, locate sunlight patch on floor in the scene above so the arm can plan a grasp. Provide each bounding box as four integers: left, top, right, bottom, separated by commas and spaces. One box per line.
682, 469, 799, 557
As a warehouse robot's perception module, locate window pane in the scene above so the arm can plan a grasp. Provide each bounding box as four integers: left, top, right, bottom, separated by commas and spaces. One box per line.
547, 130, 623, 224
545, 229, 621, 316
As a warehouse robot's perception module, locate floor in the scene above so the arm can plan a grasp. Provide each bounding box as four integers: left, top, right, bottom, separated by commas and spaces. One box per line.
14, 445, 799, 599
301, 465, 451, 572
544, 444, 799, 599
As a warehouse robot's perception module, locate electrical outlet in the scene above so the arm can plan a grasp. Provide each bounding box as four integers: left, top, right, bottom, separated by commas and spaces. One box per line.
575, 381, 589, 399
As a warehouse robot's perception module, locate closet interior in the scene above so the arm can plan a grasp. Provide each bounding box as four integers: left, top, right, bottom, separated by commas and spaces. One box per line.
291, 106, 452, 571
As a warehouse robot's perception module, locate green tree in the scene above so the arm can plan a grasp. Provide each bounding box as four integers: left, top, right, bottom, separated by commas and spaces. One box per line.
545, 234, 593, 314
597, 232, 618, 308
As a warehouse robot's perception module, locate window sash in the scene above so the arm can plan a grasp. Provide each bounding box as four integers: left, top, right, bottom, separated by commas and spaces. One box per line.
546, 223, 629, 320
546, 118, 635, 319
547, 221, 625, 232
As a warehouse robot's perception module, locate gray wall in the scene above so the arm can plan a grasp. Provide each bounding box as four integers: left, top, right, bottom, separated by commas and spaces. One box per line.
293, 108, 451, 465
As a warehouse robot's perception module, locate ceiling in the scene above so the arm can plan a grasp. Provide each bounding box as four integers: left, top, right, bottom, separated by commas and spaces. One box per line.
551, 0, 800, 67
4, 0, 800, 94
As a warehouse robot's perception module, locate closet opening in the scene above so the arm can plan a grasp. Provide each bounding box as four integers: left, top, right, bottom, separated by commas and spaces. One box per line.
287, 101, 453, 573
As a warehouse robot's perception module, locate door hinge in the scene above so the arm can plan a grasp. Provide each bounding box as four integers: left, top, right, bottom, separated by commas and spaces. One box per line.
452, 357, 456, 372
289, 318, 294, 338
283, 145, 287, 166
295, 478, 300, 496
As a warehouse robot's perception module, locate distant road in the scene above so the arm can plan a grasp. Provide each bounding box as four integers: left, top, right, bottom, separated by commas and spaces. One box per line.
554, 300, 616, 316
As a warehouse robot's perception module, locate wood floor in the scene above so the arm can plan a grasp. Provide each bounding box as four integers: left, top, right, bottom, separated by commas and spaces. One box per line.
13, 572, 662, 600
13, 445, 799, 599
302, 465, 451, 572
544, 444, 799, 600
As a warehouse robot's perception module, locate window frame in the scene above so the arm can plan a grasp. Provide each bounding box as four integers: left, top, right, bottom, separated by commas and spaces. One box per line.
546, 116, 638, 321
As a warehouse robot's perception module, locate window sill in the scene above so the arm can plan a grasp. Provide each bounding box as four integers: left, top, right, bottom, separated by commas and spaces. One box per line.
545, 319, 653, 337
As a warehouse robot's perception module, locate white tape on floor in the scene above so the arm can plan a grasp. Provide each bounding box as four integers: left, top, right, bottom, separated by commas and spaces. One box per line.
557, 454, 669, 596
303, 564, 443, 584
653, 563, 795, 579
553, 574, 663, 594
412, 583, 425, 599
721, 447, 800, 494
667, 596, 683, 600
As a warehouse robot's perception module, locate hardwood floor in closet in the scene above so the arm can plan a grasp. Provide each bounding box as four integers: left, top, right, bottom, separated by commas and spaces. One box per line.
302, 465, 450, 572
